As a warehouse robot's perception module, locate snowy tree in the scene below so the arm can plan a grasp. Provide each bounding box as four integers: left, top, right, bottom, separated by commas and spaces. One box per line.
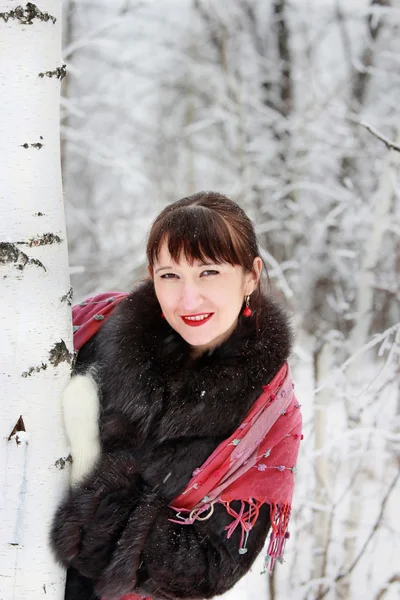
56, 0, 400, 598
0, 2, 73, 598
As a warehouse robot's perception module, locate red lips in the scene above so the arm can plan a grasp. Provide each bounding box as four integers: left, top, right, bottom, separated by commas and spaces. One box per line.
180, 313, 213, 327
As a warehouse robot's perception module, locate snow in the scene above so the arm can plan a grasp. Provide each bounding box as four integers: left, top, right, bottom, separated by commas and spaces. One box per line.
5, 0, 393, 597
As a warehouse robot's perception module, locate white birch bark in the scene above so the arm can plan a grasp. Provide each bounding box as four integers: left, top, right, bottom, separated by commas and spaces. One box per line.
348, 144, 399, 359
0, 2, 72, 598
339, 140, 400, 599
312, 341, 334, 596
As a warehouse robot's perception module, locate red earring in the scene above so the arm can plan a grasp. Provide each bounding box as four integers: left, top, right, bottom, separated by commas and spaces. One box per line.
161, 312, 165, 319
243, 295, 252, 317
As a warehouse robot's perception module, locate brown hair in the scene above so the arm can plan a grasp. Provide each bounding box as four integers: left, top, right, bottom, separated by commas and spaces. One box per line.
146, 191, 268, 314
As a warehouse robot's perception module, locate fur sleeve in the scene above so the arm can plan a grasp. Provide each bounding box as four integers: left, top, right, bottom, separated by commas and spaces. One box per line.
52, 456, 271, 600
95, 494, 271, 600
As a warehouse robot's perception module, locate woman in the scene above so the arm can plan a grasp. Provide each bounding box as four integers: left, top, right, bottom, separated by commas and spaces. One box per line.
51, 191, 302, 600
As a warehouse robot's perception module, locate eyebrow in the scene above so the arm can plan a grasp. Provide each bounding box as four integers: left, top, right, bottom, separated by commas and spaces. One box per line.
154, 262, 218, 274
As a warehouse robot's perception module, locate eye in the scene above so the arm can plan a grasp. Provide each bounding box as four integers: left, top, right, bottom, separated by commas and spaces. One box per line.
160, 273, 179, 279
200, 270, 219, 277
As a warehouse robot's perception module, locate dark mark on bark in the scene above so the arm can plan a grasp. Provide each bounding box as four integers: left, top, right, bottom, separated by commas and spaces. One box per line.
0, 3, 56, 24
0, 242, 46, 271
28, 233, 62, 246
43, 583, 47, 594
55, 454, 73, 470
21, 141, 44, 149
34, 212, 45, 216
21, 362, 47, 378
8, 416, 26, 442
49, 340, 73, 367
71, 351, 78, 374
38, 65, 67, 80
9, 543, 19, 546
61, 287, 73, 306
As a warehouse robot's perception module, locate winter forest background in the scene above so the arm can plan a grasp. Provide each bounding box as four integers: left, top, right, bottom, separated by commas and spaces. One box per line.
61, 0, 399, 599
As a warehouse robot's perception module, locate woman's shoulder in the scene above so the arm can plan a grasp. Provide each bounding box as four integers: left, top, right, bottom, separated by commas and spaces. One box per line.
209, 291, 293, 383
72, 282, 153, 371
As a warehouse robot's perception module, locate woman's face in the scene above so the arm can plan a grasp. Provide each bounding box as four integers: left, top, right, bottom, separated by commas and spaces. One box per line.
152, 242, 262, 355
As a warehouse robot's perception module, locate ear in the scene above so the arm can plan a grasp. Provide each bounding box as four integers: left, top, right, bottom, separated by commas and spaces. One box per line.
147, 265, 153, 279
245, 257, 262, 295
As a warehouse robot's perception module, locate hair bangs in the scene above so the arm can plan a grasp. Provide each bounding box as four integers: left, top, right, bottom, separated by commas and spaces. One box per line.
149, 205, 243, 268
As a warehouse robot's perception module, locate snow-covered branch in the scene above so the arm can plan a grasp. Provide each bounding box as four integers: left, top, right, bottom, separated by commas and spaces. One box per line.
359, 121, 400, 153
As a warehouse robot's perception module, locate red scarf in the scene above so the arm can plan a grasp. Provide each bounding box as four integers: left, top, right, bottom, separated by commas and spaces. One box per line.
72, 292, 128, 351
72, 294, 302, 600
169, 361, 301, 565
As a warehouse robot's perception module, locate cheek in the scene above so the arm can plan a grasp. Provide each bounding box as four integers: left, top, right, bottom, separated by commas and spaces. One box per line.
154, 283, 177, 312
214, 285, 244, 315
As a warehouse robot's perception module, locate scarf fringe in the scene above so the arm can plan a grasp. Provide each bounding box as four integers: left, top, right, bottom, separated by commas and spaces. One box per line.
169, 498, 291, 572
265, 502, 291, 572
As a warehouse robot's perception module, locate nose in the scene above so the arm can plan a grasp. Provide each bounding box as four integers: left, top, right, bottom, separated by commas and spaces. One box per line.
179, 282, 203, 313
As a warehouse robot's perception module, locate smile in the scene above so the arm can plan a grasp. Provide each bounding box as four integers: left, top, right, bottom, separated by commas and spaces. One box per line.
181, 313, 213, 327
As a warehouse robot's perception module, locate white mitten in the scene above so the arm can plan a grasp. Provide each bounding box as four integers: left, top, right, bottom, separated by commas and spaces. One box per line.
62, 372, 101, 485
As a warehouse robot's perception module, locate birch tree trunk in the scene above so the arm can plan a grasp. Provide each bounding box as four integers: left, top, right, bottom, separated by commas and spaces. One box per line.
348, 144, 399, 357
338, 141, 400, 600
311, 341, 335, 598
0, 2, 72, 598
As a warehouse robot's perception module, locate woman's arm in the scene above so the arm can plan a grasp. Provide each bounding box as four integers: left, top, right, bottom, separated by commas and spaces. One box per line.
96, 494, 271, 600
51, 451, 142, 578
52, 451, 271, 600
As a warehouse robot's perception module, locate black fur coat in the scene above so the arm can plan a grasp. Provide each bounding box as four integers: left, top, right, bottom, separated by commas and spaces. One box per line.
51, 280, 292, 600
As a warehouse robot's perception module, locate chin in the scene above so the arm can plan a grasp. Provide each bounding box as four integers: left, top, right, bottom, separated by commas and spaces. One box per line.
179, 330, 216, 347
